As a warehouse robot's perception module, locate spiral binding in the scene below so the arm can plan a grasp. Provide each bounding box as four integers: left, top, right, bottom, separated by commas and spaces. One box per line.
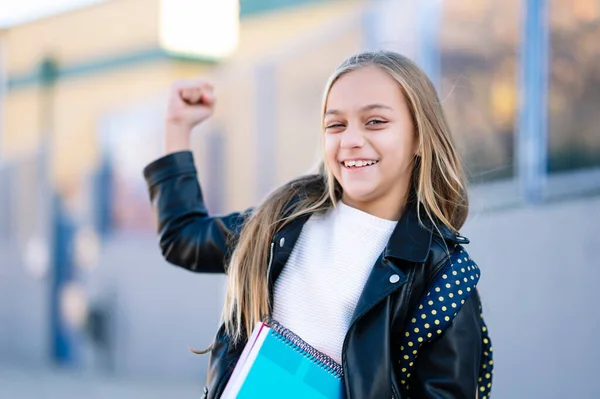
263, 316, 344, 379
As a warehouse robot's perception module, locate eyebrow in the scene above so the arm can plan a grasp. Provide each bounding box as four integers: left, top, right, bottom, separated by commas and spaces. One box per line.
324, 104, 393, 117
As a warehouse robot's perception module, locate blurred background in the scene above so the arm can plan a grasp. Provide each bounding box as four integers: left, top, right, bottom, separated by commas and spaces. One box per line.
0, 0, 599, 397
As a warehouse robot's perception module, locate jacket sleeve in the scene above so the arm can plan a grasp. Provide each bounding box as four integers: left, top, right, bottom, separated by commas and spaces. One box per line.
411, 290, 483, 399
143, 151, 250, 274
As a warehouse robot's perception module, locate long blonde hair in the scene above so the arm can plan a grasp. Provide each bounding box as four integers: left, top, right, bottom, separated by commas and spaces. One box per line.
221, 50, 468, 345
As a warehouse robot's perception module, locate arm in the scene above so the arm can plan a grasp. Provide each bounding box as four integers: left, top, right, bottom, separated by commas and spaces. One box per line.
144, 80, 250, 273
144, 150, 250, 273
411, 290, 483, 399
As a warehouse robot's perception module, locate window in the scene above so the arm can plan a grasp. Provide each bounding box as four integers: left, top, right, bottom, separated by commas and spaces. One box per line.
438, 0, 521, 183
548, 0, 600, 173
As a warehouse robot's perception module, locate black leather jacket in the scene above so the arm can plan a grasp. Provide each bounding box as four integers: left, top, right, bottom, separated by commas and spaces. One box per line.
143, 151, 487, 399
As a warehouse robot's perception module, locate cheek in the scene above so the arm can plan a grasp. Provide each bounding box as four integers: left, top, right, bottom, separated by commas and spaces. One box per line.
386, 129, 417, 159
324, 135, 340, 170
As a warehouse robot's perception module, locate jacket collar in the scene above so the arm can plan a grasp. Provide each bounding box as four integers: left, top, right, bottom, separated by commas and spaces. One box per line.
383, 197, 469, 263
383, 198, 433, 263
275, 193, 469, 266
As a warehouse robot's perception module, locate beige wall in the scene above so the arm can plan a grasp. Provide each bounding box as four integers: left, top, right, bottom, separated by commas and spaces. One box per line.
5, 60, 212, 193
231, 0, 364, 62
3, 86, 43, 157
206, 0, 366, 211
3, 0, 368, 206
4, 0, 160, 76
274, 23, 364, 187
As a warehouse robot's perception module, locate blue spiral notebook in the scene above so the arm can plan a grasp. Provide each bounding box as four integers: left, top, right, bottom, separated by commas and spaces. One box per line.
221, 319, 345, 399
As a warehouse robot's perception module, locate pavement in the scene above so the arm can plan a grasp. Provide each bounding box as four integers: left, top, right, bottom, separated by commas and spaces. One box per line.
0, 366, 201, 399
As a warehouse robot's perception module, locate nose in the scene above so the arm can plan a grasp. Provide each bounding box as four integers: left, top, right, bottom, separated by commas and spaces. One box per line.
340, 125, 365, 149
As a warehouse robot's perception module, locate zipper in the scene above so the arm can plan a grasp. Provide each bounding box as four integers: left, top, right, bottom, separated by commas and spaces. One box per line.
266, 241, 275, 281
214, 362, 237, 399
266, 241, 276, 313
341, 287, 405, 399
341, 259, 412, 399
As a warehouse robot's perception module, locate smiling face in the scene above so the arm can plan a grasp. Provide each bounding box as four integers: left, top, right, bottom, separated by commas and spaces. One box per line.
323, 65, 418, 220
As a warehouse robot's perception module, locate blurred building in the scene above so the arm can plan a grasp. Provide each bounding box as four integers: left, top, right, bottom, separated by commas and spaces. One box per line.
1, 0, 369, 226
1, 0, 600, 398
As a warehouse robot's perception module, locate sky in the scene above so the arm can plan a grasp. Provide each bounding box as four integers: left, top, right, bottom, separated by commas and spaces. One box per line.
0, 0, 106, 28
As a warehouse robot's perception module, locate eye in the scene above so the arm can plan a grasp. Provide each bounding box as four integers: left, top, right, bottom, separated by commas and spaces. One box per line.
325, 123, 345, 129
367, 119, 387, 126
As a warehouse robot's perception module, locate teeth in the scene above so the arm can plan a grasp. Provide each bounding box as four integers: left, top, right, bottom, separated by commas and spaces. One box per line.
343, 160, 377, 167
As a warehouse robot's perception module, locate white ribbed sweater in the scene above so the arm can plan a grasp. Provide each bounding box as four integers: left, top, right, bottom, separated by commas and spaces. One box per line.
271, 201, 397, 364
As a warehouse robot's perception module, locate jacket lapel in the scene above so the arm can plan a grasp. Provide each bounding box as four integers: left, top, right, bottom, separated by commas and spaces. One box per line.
349, 254, 408, 326
350, 200, 433, 326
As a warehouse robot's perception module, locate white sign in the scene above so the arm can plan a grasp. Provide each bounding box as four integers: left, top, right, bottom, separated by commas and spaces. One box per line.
159, 0, 240, 60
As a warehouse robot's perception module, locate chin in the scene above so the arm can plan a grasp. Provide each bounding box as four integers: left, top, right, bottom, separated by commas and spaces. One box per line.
340, 185, 379, 204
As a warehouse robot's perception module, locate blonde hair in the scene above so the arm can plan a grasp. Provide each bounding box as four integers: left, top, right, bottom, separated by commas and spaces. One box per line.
219, 50, 468, 345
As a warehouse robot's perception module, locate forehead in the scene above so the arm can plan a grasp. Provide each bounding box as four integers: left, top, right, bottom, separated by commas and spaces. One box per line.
325, 65, 406, 111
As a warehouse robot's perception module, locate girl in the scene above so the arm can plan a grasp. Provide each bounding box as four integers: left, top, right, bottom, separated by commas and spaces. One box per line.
144, 51, 493, 399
